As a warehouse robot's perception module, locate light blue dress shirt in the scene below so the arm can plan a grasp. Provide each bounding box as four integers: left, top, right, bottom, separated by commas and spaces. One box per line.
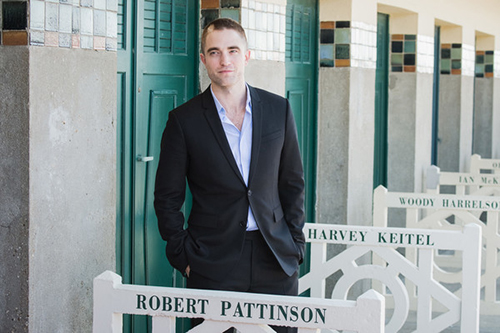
211, 86, 258, 231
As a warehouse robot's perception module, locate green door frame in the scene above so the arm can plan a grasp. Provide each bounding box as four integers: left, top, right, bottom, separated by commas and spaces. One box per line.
373, 13, 389, 188
431, 25, 441, 166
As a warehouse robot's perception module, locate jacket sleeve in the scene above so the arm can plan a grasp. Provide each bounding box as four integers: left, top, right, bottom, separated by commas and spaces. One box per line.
278, 99, 306, 262
154, 111, 189, 273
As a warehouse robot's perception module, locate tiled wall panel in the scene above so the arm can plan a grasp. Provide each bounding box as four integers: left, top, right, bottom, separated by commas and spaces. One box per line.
0, 0, 117, 50
320, 20, 376, 69
200, 0, 286, 62
476, 50, 495, 78
390, 34, 416, 73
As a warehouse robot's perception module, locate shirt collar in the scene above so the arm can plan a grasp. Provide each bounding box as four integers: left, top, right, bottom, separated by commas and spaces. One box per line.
210, 84, 252, 116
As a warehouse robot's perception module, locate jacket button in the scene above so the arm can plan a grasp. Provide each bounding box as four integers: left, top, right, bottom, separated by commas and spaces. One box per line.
247, 190, 252, 197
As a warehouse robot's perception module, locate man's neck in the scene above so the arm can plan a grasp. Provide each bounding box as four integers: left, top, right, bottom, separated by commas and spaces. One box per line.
211, 82, 247, 111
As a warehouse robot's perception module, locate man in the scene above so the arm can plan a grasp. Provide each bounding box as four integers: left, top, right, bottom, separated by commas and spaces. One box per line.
154, 18, 305, 333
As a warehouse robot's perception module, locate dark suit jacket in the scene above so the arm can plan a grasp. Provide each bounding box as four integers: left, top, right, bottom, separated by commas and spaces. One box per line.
154, 85, 305, 281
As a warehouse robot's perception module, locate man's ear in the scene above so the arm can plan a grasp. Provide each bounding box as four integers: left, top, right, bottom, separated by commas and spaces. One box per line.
200, 53, 206, 65
244, 50, 251, 65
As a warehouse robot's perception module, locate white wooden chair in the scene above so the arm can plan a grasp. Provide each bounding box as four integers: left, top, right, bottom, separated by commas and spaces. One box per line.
426, 165, 500, 197
470, 154, 500, 175
93, 270, 385, 333
299, 222, 481, 333
373, 185, 499, 317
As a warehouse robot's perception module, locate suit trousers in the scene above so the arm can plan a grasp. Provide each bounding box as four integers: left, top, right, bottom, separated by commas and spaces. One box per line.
187, 230, 299, 333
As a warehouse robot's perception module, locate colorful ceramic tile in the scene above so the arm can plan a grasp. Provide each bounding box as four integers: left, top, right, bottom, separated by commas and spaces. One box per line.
320, 59, 334, 67
404, 53, 415, 66
321, 21, 335, 29
475, 64, 484, 75
2, 30, 28, 45
2, 1, 27, 30
441, 59, 451, 72
320, 29, 334, 44
452, 59, 461, 70
476, 54, 485, 64
59, 33, 72, 47
441, 48, 451, 59
30, 31, 45, 45
404, 34, 416, 41
45, 31, 59, 47
451, 47, 461, 59
320, 44, 334, 60
485, 53, 494, 64
391, 53, 403, 66
72, 34, 80, 48
201, 9, 219, 28
221, 0, 240, 8
221, 9, 239, 21
404, 40, 415, 53
334, 28, 350, 44
335, 59, 350, 67
392, 41, 403, 53
202, 0, 219, 9
335, 21, 350, 28
335, 44, 350, 60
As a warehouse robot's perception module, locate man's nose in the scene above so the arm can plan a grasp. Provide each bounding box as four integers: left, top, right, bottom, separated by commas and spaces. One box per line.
220, 52, 230, 65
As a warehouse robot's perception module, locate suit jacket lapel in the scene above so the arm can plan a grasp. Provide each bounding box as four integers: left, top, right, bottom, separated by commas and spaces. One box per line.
248, 86, 262, 187
202, 87, 246, 185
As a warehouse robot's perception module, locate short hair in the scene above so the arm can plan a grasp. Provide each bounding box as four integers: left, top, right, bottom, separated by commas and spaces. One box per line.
201, 18, 248, 54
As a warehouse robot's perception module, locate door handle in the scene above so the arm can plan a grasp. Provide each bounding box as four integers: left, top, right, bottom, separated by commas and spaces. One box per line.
137, 155, 154, 162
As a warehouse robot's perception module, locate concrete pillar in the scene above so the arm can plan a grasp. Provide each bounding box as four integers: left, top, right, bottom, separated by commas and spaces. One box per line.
315, 0, 376, 299
316, 0, 376, 227
0, 2, 117, 332
386, 11, 434, 200
28, 47, 117, 332
0, 46, 30, 332
437, 26, 475, 172
473, 34, 496, 159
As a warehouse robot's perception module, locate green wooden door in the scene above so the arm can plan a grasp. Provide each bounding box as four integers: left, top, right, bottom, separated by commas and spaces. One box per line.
373, 13, 389, 188
285, 0, 317, 225
117, 0, 197, 331
285, 0, 317, 280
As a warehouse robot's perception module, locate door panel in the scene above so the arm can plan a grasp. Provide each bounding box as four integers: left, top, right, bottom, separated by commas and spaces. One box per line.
140, 77, 187, 287
286, 0, 317, 280
285, 0, 317, 225
287, 79, 309, 153
117, 0, 197, 331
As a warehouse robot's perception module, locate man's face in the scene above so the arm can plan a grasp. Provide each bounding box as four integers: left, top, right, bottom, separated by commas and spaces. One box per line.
200, 28, 250, 90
